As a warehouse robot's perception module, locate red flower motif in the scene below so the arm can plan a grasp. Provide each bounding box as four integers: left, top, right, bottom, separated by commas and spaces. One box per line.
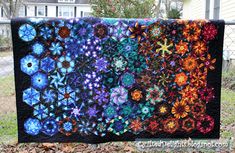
199, 87, 215, 103
190, 102, 206, 118
202, 23, 218, 41
145, 116, 159, 134
129, 118, 143, 134
196, 115, 214, 134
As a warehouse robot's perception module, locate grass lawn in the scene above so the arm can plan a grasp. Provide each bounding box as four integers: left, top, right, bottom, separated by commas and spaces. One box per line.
0, 75, 15, 97
0, 113, 17, 143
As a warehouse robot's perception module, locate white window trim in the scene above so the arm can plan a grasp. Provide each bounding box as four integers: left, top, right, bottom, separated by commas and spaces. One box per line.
58, 0, 75, 3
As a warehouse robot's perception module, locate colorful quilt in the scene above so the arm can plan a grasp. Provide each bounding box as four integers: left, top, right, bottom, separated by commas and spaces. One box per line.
11, 18, 224, 143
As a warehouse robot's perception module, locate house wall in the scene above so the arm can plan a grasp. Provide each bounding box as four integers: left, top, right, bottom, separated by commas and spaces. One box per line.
182, 0, 205, 19
220, 0, 235, 20
47, 5, 57, 17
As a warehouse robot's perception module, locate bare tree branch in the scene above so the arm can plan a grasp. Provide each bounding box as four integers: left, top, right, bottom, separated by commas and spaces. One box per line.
0, 0, 24, 19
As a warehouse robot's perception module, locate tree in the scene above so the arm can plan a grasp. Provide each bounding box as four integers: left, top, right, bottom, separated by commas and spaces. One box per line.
89, 0, 161, 18
0, 0, 24, 19
167, 8, 181, 19
164, 0, 183, 19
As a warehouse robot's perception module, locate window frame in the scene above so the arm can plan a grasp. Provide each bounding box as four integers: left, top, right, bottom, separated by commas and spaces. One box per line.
58, 6, 74, 18
37, 5, 46, 17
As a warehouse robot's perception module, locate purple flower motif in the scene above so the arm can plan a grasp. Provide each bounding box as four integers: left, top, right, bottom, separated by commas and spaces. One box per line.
110, 21, 129, 41
70, 103, 84, 120
94, 57, 109, 72
110, 86, 128, 105
82, 38, 101, 58
87, 105, 99, 118
84, 71, 102, 90
94, 87, 109, 105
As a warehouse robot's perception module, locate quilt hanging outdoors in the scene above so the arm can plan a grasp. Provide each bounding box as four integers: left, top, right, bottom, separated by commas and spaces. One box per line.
11, 18, 224, 143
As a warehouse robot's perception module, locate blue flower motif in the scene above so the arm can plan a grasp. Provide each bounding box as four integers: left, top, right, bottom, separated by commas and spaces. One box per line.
58, 85, 77, 106
65, 39, 83, 58
24, 118, 42, 135
42, 118, 58, 136
49, 42, 63, 55
67, 71, 84, 90
39, 26, 52, 40
71, 19, 93, 42
78, 119, 94, 135
63, 121, 73, 132
31, 72, 48, 90
23, 87, 40, 106
120, 72, 135, 88
32, 43, 44, 56
20, 55, 39, 75
42, 89, 57, 103
50, 72, 65, 88
57, 56, 75, 74
33, 104, 48, 120
40, 57, 55, 73
18, 24, 36, 42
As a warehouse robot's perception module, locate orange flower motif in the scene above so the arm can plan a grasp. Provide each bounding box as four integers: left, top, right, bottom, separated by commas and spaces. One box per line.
174, 72, 188, 86
129, 22, 147, 42
183, 22, 201, 42
183, 56, 197, 71
163, 118, 179, 133
179, 85, 198, 104
190, 68, 207, 87
175, 40, 188, 55
131, 89, 143, 101
199, 54, 216, 72
172, 100, 190, 119
58, 26, 70, 38
193, 41, 207, 55
129, 118, 143, 134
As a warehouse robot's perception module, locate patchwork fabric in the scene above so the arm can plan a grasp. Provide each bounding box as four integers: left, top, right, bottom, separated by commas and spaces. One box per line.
11, 18, 224, 143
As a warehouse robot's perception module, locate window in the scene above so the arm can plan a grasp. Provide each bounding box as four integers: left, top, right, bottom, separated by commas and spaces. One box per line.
19, 5, 25, 17
205, 0, 210, 19
58, 6, 74, 17
214, 0, 220, 19
83, 12, 91, 17
37, 6, 45, 17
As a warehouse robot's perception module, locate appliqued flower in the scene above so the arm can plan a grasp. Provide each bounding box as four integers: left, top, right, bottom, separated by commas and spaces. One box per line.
146, 85, 164, 104
171, 100, 190, 119
110, 86, 128, 105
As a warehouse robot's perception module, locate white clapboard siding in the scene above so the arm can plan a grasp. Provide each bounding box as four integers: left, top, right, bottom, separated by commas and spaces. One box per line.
182, 0, 205, 19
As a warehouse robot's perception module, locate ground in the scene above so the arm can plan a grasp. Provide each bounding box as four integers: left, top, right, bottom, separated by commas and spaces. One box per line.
0, 51, 235, 152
